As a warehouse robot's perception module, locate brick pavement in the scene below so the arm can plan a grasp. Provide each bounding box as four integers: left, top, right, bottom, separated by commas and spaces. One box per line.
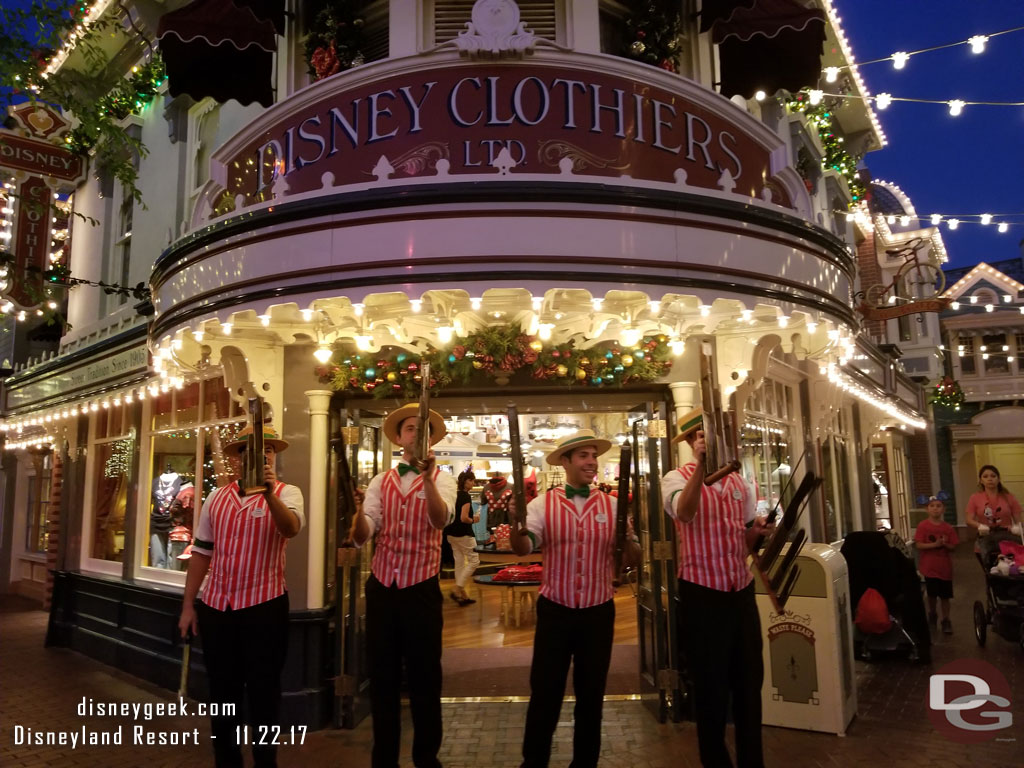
3, 545, 1022, 767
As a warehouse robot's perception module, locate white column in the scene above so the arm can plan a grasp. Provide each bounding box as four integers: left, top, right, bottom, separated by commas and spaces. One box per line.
669, 381, 699, 466
304, 389, 333, 610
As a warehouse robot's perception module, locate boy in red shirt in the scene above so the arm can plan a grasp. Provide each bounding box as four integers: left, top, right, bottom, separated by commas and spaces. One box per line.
914, 496, 959, 635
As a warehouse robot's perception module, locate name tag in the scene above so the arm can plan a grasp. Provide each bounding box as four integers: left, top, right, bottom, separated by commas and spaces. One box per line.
595, 513, 608, 523
417, 491, 426, 500
251, 505, 266, 518
733, 490, 743, 501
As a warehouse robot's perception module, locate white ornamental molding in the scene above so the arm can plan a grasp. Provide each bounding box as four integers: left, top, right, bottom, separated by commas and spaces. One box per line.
447, 0, 545, 58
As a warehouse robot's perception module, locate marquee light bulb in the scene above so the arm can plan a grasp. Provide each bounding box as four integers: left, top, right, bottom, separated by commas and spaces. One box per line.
981, 213, 992, 225
808, 89, 823, 106
947, 100, 965, 117
968, 35, 988, 54
875, 93, 892, 110
891, 52, 910, 70
947, 218, 960, 230
824, 67, 840, 83
899, 215, 911, 226
998, 223, 1009, 233
930, 214, 942, 225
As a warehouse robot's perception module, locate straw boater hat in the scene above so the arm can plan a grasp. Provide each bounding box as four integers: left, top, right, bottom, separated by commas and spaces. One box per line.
671, 407, 705, 444
545, 429, 612, 466
223, 424, 289, 454
382, 403, 447, 445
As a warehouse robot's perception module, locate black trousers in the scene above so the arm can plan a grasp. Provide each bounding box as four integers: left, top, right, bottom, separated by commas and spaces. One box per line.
677, 580, 764, 768
521, 596, 615, 768
366, 574, 444, 768
197, 593, 289, 768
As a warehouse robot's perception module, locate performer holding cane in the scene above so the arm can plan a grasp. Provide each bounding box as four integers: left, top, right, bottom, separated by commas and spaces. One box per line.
509, 425, 637, 768
347, 383, 456, 768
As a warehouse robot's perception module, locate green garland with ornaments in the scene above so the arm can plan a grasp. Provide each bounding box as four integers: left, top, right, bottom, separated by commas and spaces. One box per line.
317, 324, 674, 399
929, 376, 964, 411
624, 0, 683, 73
785, 94, 865, 204
304, 0, 366, 81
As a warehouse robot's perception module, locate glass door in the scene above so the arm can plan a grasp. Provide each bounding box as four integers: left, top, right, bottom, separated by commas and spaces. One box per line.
332, 407, 380, 728
631, 399, 683, 723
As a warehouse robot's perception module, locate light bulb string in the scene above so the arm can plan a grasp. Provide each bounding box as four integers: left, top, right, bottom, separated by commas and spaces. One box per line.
831, 24, 1024, 70
820, 91, 1024, 108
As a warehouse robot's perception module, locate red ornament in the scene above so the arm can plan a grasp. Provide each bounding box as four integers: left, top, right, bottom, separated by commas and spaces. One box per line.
637, 30, 646, 39
310, 42, 341, 80
552, 350, 561, 358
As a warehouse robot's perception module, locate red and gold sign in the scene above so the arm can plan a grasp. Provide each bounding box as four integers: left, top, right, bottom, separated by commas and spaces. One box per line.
0, 133, 84, 183
220, 63, 780, 207
7, 176, 53, 309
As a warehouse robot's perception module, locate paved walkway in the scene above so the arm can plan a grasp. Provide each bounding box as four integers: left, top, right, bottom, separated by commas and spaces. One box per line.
2, 547, 1022, 767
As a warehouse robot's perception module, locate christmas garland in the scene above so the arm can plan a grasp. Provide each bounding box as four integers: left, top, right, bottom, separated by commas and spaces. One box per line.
64, 55, 166, 156
785, 94, 865, 204
929, 376, 964, 411
304, 0, 367, 81
318, 324, 674, 398
624, 1, 683, 73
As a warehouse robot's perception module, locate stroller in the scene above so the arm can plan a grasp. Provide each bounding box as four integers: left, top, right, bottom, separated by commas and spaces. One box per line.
972, 536, 1024, 650
840, 530, 931, 663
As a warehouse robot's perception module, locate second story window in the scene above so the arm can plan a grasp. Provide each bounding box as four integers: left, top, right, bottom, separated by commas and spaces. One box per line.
982, 333, 1009, 375
958, 336, 976, 375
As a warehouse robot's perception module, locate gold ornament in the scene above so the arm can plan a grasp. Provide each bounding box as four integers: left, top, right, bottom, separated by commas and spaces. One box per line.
529, 340, 543, 352
473, 360, 484, 369
575, 368, 587, 381
386, 372, 397, 382
556, 364, 568, 377
579, 357, 590, 365
621, 354, 634, 367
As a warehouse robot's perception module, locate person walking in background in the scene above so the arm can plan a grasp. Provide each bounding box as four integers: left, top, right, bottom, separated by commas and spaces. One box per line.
348, 403, 456, 768
914, 495, 958, 635
177, 424, 303, 768
964, 464, 1023, 565
661, 408, 769, 768
447, 469, 481, 606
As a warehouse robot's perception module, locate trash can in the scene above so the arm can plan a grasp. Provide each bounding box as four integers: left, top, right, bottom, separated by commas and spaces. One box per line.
754, 542, 857, 735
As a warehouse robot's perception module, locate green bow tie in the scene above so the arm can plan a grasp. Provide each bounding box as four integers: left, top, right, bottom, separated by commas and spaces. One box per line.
565, 484, 591, 500
397, 463, 420, 477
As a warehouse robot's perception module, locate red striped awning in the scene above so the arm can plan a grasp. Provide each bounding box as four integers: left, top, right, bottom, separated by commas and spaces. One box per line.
157, 0, 278, 107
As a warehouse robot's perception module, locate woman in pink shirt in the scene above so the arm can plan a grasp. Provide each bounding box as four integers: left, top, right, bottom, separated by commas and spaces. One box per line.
964, 464, 1022, 565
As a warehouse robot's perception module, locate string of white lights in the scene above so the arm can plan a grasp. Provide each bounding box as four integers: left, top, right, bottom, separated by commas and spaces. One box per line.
835, 210, 1022, 233
823, 24, 1024, 73
813, 90, 1024, 116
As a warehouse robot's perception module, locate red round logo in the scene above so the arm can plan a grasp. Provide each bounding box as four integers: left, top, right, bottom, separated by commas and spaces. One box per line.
927, 659, 1014, 743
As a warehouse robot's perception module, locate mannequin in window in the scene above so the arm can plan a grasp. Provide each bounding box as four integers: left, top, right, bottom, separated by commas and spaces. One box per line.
168, 481, 196, 571
151, 463, 181, 568
482, 471, 513, 530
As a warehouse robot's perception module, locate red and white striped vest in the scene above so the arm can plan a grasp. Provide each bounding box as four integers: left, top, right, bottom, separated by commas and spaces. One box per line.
201, 481, 289, 610
541, 488, 617, 609
672, 464, 752, 591
372, 468, 443, 588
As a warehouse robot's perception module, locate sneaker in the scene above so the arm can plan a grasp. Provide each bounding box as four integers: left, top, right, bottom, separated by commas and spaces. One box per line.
941, 619, 953, 635
928, 611, 937, 627
457, 597, 476, 606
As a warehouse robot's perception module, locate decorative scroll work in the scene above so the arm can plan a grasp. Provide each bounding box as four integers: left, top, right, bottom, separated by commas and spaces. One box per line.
537, 140, 630, 173
451, 0, 539, 58
385, 141, 451, 176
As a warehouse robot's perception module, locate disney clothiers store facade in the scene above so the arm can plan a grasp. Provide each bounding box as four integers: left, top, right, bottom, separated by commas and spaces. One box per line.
2, 0, 928, 729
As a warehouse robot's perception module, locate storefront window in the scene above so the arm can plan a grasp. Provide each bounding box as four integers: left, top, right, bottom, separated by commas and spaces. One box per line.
141, 376, 244, 573
741, 379, 796, 516
25, 450, 52, 554
91, 427, 135, 562
821, 408, 854, 543
871, 445, 892, 530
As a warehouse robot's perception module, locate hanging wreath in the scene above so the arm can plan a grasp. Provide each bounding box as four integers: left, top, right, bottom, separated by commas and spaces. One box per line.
929, 376, 964, 411
317, 324, 674, 398
304, 1, 366, 81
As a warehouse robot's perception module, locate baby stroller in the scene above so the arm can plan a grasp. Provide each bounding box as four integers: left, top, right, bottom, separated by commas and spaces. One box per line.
840, 530, 931, 663
972, 536, 1024, 650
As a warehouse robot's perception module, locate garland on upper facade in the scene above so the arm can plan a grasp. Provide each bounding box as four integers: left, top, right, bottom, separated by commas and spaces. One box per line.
929, 376, 964, 411
785, 94, 866, 204
624, 0, 683, 73
317, 323, 674, 399
304, 0, 367, 81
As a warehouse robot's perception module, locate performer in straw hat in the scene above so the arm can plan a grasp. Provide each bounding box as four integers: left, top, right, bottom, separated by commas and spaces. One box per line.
509, 429, 638, 768
349, 402, 457, 768
661, 407, 768, 768
177, 422, 303, 768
